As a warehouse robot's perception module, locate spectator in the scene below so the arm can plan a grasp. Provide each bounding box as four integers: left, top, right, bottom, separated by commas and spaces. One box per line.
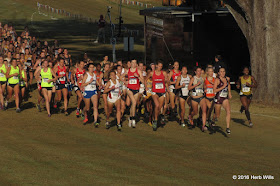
94, 15, 106, 44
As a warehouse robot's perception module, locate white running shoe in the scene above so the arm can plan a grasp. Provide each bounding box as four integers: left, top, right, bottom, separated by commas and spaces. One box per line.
128, 119, 132, 127
132, 120, 136, 128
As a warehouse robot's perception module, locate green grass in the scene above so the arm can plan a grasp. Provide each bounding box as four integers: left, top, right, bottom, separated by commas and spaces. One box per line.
0, 89, 279, 185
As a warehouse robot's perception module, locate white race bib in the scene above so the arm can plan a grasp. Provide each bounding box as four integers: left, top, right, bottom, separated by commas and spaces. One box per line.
13, 76, 18, 79
220, 90, 228, 98
182, 88, 189, 96
0, 73, 4, 78
59, 77, 65, 81
155, 83, 164, 89
195, 88, 203, 93
43, 78, 49, 83
207, 88, 213, 94
90, 84, 96, 90
129, 78, 137, 85
242, 87, 250, 93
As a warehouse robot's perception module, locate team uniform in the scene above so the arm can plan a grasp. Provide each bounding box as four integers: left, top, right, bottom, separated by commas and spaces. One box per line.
0, 64, 7, 85
205, 77, 215, 101
127, 68, 140, 95
170, 70, 181, 94
83, 72, 97, 98
40, 68, 54, 90
179, 75, 190, 100
191, 76, 204, 103
74, 68, 85, 92
107, 79, 121, 103
56, 65, 67, 90
240, 75, 253, 99
152, 71, 166, 97
215, 77, 229, 104
8, 66, 19, 88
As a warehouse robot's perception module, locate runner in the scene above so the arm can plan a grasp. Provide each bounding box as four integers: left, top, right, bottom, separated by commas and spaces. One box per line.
94, 63, 103, 107
169, 61, 181, 116
146, 61, 169, 131
116, 65, 126, 118
100, 63, 110, 117
72, 61, 85, 117
38, 60, 57, 116
81, 63, 100, 126
175, 66, 192, 127
236, 67, 257, 127
143, 68, 153, 126
188, 67, 207, 131
204, 67, 216, 127
53, 58, 69, 115
104, 71, 122, 131
6, 58, 21, 112
213, 68, 232, 134
0, 56, 7, 109
124, 59, 145, 128
24, 48, 34, 89
19, 64, 27, 104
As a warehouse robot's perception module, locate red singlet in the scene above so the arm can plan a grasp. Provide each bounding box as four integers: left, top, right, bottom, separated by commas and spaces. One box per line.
152, 71, 165, 93
127, 68, 140, 90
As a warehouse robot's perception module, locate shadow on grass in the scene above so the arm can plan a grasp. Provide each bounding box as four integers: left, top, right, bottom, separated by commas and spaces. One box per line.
231, 118, 250, 128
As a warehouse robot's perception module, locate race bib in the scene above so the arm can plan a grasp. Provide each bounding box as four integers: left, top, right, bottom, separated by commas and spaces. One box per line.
182, 88, 189, 96
192, 92, 197, 96
129, 78, 137, 85
26, 62, 31, 66
220, 90, 228, 98
169, 85, 175, 89
43, 78, 49, 83
13, 76, 18, 79
195, 88, 203, 93
155, 83, 164, 89
207, 88, 213, 94
0, 73, 4, 78
59, 77, 65, 81
90, 84, 96, 90
242, 87, 250, 93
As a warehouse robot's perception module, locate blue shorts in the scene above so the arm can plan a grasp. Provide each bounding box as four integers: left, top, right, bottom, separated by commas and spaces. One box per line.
83, 90, 97, 98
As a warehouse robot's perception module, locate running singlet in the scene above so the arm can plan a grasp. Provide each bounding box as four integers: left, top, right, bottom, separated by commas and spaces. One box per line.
180, 75, 190, 96
75, 68, 85, 86
127, 68, 140, 90
108, 79, 121, 101
41, 68, 54, 88
240, 76, 252, 95
0, 64, 7, 82
205, 77, 215, 98
8, 66, 19, 84
191, 76, 204, 97
152, 71, 165, 93
216, 77, 229, 99
57, 65, 66, 84
84, 72, 97, 91
170, 69, 181, 90
94, 70, 102, 85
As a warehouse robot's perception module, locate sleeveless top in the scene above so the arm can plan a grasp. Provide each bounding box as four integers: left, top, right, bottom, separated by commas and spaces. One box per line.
108, 79, 121, 100
180, 75, 190, 97
75, 68, 85, 86
57, 65, 66, 84
41, 68, 54, 87
240, 76, 252, 95
8, 66, 19, 84
216, 77, 229, 99
0, 64, 7, 82
205, 76, 215, 98
127, 68, 140, 90
191, 76, 204, 97
84, 72, 97, 91
152, 71, 165, 93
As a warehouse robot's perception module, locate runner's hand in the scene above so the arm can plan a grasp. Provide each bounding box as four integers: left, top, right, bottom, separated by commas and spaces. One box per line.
182, 83, 186, 87
246, 82, 251, 87
13, 73, 19, 76
229, 94, 232, 99
111, 85, 115, 90
134, 73, 139, 77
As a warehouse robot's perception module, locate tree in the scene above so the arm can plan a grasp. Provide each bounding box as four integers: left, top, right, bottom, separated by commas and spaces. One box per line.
224, 0, 280, 104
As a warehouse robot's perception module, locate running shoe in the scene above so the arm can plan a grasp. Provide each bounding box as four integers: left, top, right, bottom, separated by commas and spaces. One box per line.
148, 122, 152, 127
65, 110, 69, 116
94, 121, 100, 128
16, 108, 21, 113
128, 118, 132, 127
53, 104, 57, 109
132, 120, 136, 128
105, 121, 110, 129
181, 123, 186, 128
83, 117, 88, 125
117, 124, 122, 131
76, 109, 80, 117
249, 122, 253, 127
48, 114, 51, 117
152, 120, 157, 131
201, 126, 207, 132
4, 101, 8, 108
205, 120, 210, 128
226, 128, 231, 134
81, 113, 85, 120
161, 116, 165, 125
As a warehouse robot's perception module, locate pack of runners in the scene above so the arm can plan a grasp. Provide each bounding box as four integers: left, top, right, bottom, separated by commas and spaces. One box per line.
0, 23, 258, 134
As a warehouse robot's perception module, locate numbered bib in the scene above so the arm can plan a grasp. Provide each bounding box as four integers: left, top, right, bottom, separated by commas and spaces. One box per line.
182, 88, 189, 96
20, 81, 25, 86
129, 78, 137, 85
26, 62, 31, 66
155, 83, 164, 89
90, 84, 96, 90
0, 73, 4, 78
13, 76, 18, 79
207, 88, 213, 94
195, 88, 203, 93
220, 90, 228, 98
242, 87, 250, 93
43, 78, 49, 83
59, 77, 65, 81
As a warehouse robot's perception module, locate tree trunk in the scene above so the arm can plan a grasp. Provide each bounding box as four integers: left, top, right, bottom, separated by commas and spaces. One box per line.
225, 0, 280, 104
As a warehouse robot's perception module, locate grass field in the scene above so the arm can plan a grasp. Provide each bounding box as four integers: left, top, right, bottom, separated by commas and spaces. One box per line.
1, 0, 280, 185
0, 87, 279, 185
